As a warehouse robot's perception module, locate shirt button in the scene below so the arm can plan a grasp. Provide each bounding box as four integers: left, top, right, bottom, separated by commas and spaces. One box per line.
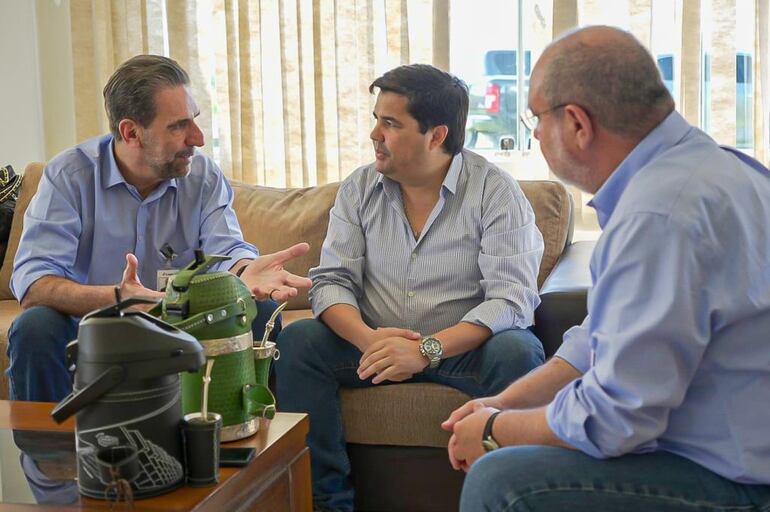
411, 253, 417, 259
407, 291, 415, 297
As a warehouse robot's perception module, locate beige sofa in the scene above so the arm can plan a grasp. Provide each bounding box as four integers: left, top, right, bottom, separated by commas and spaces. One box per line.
0, 162, 590, 511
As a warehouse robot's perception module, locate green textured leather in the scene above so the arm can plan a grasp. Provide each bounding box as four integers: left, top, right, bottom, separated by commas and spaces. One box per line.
159, 253, 257, 340
162, 252, 273, 435
181, 349, 257, 425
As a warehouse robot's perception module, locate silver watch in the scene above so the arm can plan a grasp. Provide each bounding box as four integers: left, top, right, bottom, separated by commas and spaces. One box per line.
419, 336, 443, 369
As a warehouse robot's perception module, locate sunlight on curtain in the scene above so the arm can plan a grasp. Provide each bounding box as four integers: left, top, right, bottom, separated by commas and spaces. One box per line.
68, 0, 769, 188
69, 0, 433, 186
753, 0, 768, 164
69, 0, 169, 142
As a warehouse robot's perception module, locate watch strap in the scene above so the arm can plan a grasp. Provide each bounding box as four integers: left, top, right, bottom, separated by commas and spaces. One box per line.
235, 263, 250, 278
481, 410, 502, 452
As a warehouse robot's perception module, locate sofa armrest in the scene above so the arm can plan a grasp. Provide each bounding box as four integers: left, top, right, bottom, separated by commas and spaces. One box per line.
532, 240, 594, 358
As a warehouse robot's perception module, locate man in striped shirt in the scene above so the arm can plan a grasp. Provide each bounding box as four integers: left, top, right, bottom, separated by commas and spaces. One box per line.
275, 64, 545, 512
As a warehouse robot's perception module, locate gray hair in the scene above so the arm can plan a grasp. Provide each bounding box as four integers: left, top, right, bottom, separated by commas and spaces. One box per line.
542, 26, 674, 139
103, 55, 190, 139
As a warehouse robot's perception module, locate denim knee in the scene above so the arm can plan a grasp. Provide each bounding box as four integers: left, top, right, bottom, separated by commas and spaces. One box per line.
493, 328, 545, 364
479, 329, 545, 393
276, 318, 327, 356
275, 318, 330, 374
8, 305, 75, 358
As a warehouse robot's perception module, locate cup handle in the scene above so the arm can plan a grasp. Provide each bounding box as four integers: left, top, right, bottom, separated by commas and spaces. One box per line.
241, 384, 276, 420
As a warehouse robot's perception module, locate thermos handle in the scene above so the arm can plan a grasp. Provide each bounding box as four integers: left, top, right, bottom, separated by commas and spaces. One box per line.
241, 384, 276, 420
51, 365, 126, 424
65, 339, 78, 371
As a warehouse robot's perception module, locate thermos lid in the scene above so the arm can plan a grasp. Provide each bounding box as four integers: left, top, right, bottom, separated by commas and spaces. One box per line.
77, 296, 204, 373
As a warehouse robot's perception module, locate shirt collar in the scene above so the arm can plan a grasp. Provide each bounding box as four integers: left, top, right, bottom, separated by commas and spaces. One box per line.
103, 137, 179, 193
588, 111, 691, 228
376, 151, 463, 195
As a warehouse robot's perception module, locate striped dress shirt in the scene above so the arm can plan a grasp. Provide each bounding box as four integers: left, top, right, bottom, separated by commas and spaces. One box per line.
309, 150, 543, 336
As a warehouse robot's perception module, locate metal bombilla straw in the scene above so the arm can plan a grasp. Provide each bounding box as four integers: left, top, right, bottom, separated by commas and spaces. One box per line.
258, 301, 288, 348
201, 359, 215, 420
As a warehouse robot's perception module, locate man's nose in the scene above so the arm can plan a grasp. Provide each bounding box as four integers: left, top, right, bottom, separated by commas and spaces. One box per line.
187, 121, 205, 147
370, 123, 383, 142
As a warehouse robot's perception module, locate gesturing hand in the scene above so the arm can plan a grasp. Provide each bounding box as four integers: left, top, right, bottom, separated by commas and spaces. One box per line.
358, 330, 425, 384
238, 243, 313, 301
120, 253, 164, 308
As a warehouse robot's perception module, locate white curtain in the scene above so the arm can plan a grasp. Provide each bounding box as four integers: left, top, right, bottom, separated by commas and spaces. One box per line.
68, 0, 770, 188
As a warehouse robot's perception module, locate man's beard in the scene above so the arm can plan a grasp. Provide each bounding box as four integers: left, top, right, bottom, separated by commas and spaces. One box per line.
153, 150, 193, 180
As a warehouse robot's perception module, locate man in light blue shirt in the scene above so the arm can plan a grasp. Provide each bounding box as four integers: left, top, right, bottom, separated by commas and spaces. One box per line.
444, 26, 770, 510
8, 55, 311, 403
275, 64, 546, 511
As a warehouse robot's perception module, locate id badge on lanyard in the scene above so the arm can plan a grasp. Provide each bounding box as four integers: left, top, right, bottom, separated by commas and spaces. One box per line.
156, 243, 178, 291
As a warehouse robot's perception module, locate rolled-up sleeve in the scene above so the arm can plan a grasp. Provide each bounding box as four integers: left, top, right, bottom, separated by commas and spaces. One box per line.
461, 172, 543, 332
554, 316, 593, 373
11, 165, 84, 302
198, 162, 259, 272
309, 180, 365, 317
546, 214, 711, 458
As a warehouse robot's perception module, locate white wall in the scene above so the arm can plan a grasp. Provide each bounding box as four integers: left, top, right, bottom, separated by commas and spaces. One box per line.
0, 0, 45, 172
0, 0, 75, 173
36, 0, 76, 160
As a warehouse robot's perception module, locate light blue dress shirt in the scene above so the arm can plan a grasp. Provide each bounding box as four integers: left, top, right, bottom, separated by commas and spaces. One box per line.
11, 134, 258, 300
547, 111, 770, 484
310, 150, 543, 336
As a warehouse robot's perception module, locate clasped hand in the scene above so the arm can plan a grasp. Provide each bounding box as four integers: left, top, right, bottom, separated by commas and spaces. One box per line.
357, 327, 424, 384
442, 397, 503, 472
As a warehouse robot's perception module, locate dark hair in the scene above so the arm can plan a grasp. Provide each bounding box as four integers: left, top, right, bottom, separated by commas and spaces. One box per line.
103, 55, 190, 139
369, 64, 469, 155
543, 27, 674, 139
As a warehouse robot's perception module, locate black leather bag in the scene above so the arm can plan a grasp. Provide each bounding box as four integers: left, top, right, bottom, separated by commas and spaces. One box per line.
0, 164, 22, 261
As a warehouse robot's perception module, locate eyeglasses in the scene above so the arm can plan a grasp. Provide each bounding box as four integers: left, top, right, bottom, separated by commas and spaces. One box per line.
520, 104, 568, 131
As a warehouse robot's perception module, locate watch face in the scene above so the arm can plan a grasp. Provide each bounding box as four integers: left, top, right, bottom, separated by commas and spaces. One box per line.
422, 337, 442, 357
482, 438, 500, 453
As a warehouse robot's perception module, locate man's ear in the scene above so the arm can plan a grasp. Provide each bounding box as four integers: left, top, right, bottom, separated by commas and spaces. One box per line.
118, 119, 142, 147
429, 125, 449, 151
562, 105, 594, 150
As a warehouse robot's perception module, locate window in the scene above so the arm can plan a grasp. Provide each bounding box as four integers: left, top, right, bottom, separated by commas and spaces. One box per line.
701, 0, 755, 151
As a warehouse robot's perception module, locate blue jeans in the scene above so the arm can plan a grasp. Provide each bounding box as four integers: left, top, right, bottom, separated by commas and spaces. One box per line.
275, 318, 545, 512
6, 301, 282, 402
461, 446, 770, 511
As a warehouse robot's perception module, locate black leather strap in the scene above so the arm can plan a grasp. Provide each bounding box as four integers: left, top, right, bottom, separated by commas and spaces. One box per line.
235, 263, 250, 278
481, 410, 502, 452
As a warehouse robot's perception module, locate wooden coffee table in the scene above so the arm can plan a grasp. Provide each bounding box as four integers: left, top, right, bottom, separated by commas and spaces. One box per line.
0, 401, 312, 511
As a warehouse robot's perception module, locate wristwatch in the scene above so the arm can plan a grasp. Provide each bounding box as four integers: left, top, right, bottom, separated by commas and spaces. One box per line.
419, 336, 443, 369
481, 411, 502, 452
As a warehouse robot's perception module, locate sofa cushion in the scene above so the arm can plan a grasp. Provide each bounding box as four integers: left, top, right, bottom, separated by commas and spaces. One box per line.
231, 181, 341, 311
340, 383, 471, 448
0, 163, 45, 301
229, 179, 572, 303
519, 181, 573, 289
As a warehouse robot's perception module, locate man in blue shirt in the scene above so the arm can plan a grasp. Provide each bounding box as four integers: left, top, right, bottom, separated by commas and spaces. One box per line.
8, 55, 311, 403
443, 26, 770, 511
275, 64, 546, 511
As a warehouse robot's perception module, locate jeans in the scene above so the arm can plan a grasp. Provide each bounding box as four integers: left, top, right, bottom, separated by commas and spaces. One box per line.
275, 318, 545, 512
6, 300, 282, 402
461, 446, 770, 511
